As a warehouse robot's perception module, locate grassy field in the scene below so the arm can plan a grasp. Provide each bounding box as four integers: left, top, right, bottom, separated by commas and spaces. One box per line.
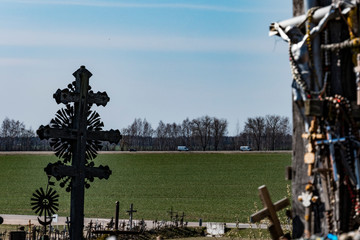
0, 152, 291, 223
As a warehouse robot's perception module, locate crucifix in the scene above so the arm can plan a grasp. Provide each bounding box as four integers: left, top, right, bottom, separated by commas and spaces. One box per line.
127, 203, 137, 230
37, 66, 121, 240
250, 185, 290, 240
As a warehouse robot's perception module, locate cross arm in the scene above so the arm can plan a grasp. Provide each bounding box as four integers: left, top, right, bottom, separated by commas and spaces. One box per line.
250, 197, 290, 223
53, 88, 110, 106
37, 125, 77, 140
45, 162, 77, 177
88, 129, 121, 144
269, 3, 352, 37
37, 125, 121, 144
45, 162, 112, 179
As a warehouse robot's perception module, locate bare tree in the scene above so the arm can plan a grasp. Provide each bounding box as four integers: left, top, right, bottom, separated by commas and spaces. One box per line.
243, 116, 265, 151
120, 127, 130, 151
265, 115, 290, 150
122, 118, 154, 150
155, 120, 166, 150
0, 117, 35, 150
192, 116, 212, 151
212, 117, 228, 151
181, 118, 192, 147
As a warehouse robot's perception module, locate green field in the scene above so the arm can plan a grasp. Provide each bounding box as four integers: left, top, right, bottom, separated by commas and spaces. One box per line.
0, 152, 291, 223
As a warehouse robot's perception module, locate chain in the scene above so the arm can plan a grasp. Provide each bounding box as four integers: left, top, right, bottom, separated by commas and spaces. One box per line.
346, 175, 357, 229
306, 7, 321, 90
325, 95, 357, 137
328, 159, 335, 233
289, 44, 311, 98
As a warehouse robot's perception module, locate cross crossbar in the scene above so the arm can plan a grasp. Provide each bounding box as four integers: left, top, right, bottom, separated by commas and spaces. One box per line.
250, 185, 289, 240
44, 163, 111, 179
53, 88, 110, 106
250, 197, 290, 223
127, 204, 137, 230
37, 125, 121, 144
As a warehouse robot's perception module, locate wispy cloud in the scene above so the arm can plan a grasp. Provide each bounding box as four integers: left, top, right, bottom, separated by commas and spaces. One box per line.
0, 29, 273, 53
9, 0, 280, 14
0, 57, 42, 66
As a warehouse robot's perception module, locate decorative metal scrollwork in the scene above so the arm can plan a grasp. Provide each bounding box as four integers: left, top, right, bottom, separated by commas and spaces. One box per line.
31, 187, 59, 226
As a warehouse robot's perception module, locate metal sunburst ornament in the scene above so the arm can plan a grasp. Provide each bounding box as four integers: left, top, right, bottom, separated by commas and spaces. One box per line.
40, 82, 106, 191
31, 187, 59, 226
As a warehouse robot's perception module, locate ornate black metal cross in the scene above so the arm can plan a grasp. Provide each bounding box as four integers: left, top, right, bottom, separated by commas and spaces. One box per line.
37, 66, 121, 240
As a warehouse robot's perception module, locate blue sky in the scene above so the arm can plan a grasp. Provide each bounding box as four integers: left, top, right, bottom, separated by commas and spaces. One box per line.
0, 0, 293, 135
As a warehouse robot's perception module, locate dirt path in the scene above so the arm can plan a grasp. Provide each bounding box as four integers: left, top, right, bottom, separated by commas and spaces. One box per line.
0, 214, 266, 230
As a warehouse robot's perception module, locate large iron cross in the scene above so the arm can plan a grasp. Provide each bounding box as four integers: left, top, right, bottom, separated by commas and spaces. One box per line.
37, 66, 121, 240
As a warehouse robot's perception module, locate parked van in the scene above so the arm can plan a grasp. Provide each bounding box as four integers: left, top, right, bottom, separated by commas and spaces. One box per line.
240, 146, 251, 151
177, 146, 189, 151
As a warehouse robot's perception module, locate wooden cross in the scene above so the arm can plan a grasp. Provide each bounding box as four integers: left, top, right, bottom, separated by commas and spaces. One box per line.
115, 201, 120, 231
167, 207, 177, 221
127, 203, 137, 230
301, 119, 325, 176
250, 185, 290, 240
37, 66, 121, 240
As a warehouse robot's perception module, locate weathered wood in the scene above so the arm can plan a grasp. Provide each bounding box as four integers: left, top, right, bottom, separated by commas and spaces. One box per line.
292, 0, 304, 17
291, 0, 308, 238
250, 185, 290, 240
115, 201, 119, 231
250, 197, 290, 223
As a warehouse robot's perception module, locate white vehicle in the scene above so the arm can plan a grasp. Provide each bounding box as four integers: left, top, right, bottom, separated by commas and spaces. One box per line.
240, 146, 252, 151
177, 146, 189, 151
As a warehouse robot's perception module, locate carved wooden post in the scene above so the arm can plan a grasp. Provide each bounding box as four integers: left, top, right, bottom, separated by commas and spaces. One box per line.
290, 1, 309, 237
274, 0, 360, 236
37, 66, 121, 240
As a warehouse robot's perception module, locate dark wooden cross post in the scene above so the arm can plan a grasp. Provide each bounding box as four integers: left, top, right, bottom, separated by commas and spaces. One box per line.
37, 66, 121, 240
127, 204, 137, 230
167, 207, 176, 222
115, 201, 120, 231
250, 185, 290, 240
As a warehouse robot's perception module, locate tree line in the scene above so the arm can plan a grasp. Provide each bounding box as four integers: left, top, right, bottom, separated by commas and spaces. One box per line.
0, 115, 291, 151
0, 117, 48, 151
119, 115, 291, 151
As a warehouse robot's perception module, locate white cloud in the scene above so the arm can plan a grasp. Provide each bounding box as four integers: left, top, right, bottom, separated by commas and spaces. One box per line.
0, 57, 42, 66
9, 0, 285, 14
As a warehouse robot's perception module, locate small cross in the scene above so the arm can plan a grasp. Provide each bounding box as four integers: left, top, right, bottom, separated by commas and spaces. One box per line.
301, 119, 325, 176
127, 204, 137, 230
180, 212, 186, 227
315, 126, 347, 182
250, 185, 290, 240
167, 207, 177, 222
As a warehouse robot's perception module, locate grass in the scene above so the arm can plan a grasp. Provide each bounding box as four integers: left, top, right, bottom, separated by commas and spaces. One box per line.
0, 152, 291, 223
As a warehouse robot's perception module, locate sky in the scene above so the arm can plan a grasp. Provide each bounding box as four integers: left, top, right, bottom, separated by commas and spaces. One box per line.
0, 0, 293, 136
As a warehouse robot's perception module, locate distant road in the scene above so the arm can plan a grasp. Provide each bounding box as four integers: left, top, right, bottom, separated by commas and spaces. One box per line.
0, 151, 291, 155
